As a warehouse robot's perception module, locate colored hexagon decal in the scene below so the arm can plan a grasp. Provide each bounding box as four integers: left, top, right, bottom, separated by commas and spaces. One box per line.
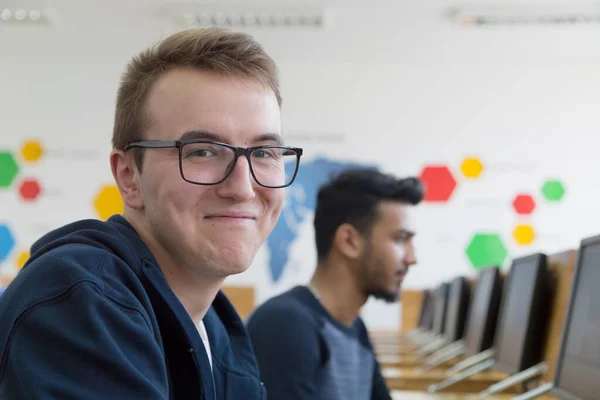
20, 139, 44, 163
0, 224, 16, 262
419, 165, 457, 202
93, 184, 124, 221
512, 194, 536, 215
541, 180, 566, 202
460, 157, 483, 179
0, 151, 19, 188
16, 250, 30, 269
513, 224, 535, 246
466, 233, 508, 270
18, 178, 42, 202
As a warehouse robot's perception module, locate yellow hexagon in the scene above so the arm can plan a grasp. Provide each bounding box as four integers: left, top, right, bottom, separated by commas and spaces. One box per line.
93, 184, 124, 221
513, 224, 536, 246
16, 250, 30, 269
460, 157, 484, 179
20, 139, 44, 163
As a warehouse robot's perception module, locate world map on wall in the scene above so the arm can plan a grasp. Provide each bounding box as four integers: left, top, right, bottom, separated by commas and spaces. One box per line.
266, 157, 369, 282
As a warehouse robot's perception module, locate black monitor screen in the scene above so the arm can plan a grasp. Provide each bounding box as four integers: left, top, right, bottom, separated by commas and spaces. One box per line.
494, 253, 548, 374
418, 290, 431, 329
444, 277, 471, 343
432, 283, 449, 336
554, 241, 600, 400
422, 292, 435, 331
464, 267, 503, 356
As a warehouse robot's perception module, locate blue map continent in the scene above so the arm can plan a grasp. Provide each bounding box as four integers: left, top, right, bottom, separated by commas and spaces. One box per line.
266, 157, 371, 282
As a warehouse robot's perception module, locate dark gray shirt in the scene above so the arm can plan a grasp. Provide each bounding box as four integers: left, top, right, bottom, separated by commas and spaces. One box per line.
246, 286, 392, 400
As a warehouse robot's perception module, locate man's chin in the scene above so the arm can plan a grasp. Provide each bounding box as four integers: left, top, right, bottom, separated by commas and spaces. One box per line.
225, 262, 252, 276
370, 289, 401, 304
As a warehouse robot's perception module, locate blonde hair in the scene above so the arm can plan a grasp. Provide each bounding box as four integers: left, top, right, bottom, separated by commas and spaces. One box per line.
112, 28, 281, 168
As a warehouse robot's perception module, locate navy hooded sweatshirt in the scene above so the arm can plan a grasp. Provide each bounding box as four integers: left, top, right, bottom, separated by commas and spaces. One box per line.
0, 215, 266, 400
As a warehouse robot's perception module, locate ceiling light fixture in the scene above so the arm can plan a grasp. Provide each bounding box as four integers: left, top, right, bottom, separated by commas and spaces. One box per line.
448, 3, 600, 26
158, 3, 330, 29
0, 7, 51, 24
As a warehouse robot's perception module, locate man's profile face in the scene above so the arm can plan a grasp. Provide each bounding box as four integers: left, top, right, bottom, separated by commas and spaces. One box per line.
359, 201, 417, 302
136, 67, 284, 276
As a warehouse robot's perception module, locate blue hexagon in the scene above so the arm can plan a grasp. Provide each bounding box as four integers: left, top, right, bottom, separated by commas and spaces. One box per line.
0, 224, 16, 262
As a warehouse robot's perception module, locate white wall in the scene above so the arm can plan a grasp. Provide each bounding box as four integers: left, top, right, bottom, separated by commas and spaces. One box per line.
1, 0, 599, 330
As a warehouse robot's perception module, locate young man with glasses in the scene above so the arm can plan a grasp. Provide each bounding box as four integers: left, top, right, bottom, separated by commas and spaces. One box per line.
0, 28, 302, 399
247, 168, 423, 399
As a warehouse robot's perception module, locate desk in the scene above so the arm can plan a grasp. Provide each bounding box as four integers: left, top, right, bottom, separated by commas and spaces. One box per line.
390, 391, 556, 399
390, 392, 511, 399
378, 355, 423, 368
378, 354, 460, 369
375, 344, 419, 357
383, 368, 514, 394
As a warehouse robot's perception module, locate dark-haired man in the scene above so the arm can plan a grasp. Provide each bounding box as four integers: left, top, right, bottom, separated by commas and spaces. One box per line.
247, 168, 424, 399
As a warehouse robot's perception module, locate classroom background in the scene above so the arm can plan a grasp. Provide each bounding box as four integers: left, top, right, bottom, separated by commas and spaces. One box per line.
1, 0, 599, 333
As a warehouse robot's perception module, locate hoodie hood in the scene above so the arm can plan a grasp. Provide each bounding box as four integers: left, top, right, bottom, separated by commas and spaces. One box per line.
26, 215, 155, 274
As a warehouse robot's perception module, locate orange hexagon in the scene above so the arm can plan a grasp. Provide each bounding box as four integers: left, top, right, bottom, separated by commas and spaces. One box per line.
20, 139, 44, 163
513, 224, 536, 246
16, 250, 30, 269
93, 184, 124, 221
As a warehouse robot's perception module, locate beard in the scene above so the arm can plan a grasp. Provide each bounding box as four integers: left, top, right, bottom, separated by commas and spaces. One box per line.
358, 245, 402, 304
370, 285, 401, 303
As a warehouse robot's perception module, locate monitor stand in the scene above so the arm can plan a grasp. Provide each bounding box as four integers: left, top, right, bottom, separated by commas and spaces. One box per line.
411, 332, 439, 347
511, 382, 554, 400
400, 328, 424, 343
478, 362, 548, 397
447, 348, 495, 375
415, 336, 447, 357
418, 341, 466, 372
427, 358, 496, 393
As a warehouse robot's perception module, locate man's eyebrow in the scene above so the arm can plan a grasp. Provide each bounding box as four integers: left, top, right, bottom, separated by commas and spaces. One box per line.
252, 133, 284, 146
395, 229, 415, 237
179, 131, 284, 146
179, 130, 223, 142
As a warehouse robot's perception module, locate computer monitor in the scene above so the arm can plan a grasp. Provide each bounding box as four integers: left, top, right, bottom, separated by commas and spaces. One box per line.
551, 235, 600, 400
443, 276, 471, 343
432, 282, 450, 336
463, 266, 504, 357
493, 253, 551, 375
421, 291, 435, 331
418, 290, 432, 329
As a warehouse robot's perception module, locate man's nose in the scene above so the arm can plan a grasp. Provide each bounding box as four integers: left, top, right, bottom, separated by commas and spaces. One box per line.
215, 156, 256, 202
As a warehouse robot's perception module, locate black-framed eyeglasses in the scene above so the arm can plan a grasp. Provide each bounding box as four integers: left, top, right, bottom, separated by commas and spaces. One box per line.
124, 139, 303, 189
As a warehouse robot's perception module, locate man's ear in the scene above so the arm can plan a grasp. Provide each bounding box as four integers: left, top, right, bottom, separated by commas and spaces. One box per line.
110, 149, 144, 211
333, 223, 366, 261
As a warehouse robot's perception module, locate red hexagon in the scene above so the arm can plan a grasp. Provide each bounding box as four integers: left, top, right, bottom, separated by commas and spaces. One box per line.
512, 194, 536, 215
18, 178, 42, 202
419, 165, 457, 202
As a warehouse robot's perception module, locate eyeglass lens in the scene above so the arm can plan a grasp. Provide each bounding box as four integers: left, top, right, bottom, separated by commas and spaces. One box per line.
180, 142, 298, 187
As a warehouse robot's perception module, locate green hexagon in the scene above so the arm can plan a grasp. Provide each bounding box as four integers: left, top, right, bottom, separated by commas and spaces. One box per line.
466, 233, 508, 270
0, 151, 19, 188
541, 179, 566, 202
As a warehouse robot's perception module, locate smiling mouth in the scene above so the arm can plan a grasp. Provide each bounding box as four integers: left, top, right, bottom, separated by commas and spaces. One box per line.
206, 215, 255, 219
204, 211, 257, 219
204, 214, 257, 224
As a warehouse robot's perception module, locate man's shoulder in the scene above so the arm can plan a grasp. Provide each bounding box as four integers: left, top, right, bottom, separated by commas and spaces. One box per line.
247, 286, 323, 330
16, 240, 140, 293
0, 218, 152, 337
246, 287, 326, 364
